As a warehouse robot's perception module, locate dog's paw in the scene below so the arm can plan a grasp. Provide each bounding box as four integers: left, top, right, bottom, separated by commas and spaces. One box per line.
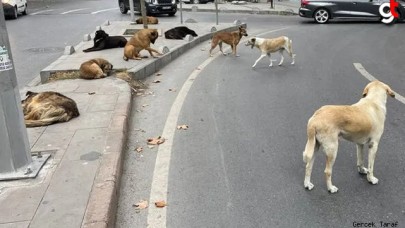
328, 185, 339, 193
367, 176, 379, 185
304, 181, 314, 190
358, 166, 368, 175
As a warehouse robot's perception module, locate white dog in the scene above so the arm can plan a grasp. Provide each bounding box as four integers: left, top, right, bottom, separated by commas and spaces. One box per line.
245, 36, 296, 68
303, 81, 395, 193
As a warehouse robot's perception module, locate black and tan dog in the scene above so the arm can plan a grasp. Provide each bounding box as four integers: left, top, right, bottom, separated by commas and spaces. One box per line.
209, 26, 248, 57
83, 29, 127, 53
123, 29, 162, 61
135, 16, 159, 24
79, 58, 113, 79
164, 26, 198, 39
22, 91, 80, 128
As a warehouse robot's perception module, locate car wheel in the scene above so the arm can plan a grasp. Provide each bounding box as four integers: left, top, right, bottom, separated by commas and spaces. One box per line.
119, 2, 128, 14
314, 8, 329, 24
22, 4, 28, 15
192, 0, 200, 4
10, 6, 18, 19
168, 12, 175, 16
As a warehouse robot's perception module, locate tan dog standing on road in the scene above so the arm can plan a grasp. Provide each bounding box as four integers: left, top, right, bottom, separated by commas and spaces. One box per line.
135, 16, 159, 24
209, 26, 248, 57
245, 36, 296, 68
123, 29, 162, 61
79, 58, 113, 79
22, 91, 80, 128
303, 81, 395, 193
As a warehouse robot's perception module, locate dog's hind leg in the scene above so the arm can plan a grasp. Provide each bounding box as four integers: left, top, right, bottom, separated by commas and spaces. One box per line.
356, 144, 368, 174
303, 124, 319, 190
209, 38, 218, 57
252, 54, 266, 68
324, 142, 339, 193
278, 50, 285, 66
219, 42, 227, 56
367, 141, 380, 185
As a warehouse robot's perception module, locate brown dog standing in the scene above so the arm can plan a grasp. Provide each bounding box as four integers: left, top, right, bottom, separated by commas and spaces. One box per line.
79, 58, 113, 79
123, 29, 162, 61
135, 16, 159, 24
22, 91, 80, 127
209, 26, 248, 57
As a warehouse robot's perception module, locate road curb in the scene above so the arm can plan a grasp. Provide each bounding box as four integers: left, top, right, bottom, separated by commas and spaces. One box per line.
179, 7, 297, 15
81, 83, 132, 228
127, 23, 247, 80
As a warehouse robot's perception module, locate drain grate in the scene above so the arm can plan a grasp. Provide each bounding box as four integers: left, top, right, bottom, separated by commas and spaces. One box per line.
25, 47, 64, 54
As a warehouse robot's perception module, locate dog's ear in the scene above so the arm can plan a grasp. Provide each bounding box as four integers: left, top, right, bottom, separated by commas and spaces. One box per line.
25, 91, 37, 98
251, 38, 256, 49
362, 86, 369, 98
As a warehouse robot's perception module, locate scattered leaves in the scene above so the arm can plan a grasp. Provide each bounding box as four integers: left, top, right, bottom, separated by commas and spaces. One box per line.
88, 92, 96, 95
153, 80, 161, 83
133, 200, 148, 209
147, 136, 165, 145
177, 125, 189, 130
135, 147, 143, 153
155, 200, 167, 208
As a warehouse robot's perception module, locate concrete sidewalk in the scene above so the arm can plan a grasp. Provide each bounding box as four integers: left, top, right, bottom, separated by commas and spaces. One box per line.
0, 3, 298, 228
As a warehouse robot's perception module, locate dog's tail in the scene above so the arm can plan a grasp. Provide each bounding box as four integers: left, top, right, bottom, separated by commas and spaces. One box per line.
303, 122, 317, 163
288, 39, 295, 57
25, 115, 69, 128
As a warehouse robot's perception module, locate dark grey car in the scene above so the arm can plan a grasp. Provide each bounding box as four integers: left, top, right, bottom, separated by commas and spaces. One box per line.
299, 0, 405, 23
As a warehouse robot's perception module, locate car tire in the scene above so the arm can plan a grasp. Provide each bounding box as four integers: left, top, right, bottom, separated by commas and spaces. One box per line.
22, 4, 28, 15
168, 12, 175, 16
119, 2, 128, 14
192, 0, 200, 4
10, 6, 18, 19
314, 8, 329, 24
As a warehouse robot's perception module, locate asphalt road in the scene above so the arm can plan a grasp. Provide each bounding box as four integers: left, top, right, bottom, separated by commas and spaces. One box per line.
116, 14, 405, 228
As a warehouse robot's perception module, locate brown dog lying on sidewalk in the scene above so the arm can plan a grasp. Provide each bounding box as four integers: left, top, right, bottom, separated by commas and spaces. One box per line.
302, 80, 395, 193
135, 16, 159, 24
22, 91, 80, 128
123, 29, 162, 61
209, 26, 248, 57
79, 58, 113, 80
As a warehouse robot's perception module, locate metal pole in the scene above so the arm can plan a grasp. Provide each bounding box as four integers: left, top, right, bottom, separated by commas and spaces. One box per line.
0, 5, 50, 181
140, 0, 148, 29
129, 0, 136, 23
215, 0, 219, 25
0, 5, 32, 174
180, 0, 183, 24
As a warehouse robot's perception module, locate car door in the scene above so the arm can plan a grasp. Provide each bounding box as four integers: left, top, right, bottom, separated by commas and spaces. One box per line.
331, 0, 359, 17
351, 0, 382, 17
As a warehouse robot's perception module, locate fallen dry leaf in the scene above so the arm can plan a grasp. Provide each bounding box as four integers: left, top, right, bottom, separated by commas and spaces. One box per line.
196, 67, 201, 70
156, 73, 162, 76
148, 145, 155, 149
135, 147, 143, 153
177, 125, 189, 130
155, 200, 167, 208
169, 88, 177, 92
153, 80, 161, 83
147, 136, 165, 145
133, 200, 148, 209
142, 104, 149, 108
88, 92, 96, 95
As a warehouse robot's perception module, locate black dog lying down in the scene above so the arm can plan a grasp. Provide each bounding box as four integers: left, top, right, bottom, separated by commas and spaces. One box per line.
83, 29, 127, 52
164, 26, 198, 40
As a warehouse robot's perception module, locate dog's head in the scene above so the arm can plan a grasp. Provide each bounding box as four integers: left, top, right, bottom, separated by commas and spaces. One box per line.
149, 29, 159, 44
135, 18, 143, 24
239, 26, 248, 37
189, 29, 198, 37
245, 37, 256, 49
94, 29, 109, 41
362, 80, 395, 98
95, 58, 113, 75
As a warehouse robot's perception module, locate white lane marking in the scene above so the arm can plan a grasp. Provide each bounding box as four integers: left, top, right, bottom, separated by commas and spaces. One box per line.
90, 7, 119, 14
354, 63, 405, 104
60, 8, 89, 15
147, 27, 291, 228
31, 9, 54, 15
